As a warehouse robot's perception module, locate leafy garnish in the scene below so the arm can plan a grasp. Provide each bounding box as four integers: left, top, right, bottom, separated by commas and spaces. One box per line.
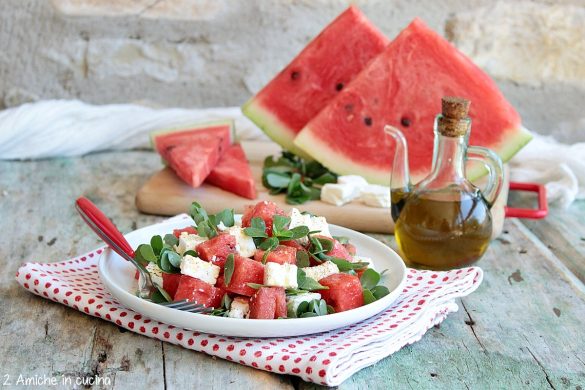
262, 152, 337, 205
190, 202, 235, 238
296, 251, 310, 268
297, 269, 329, 291
296, 299, 329, 317
209, 293, 233, 316
224, 254, 235, 286
135, 235, 183, 274
360, 269, 391, 305
359, 268, 381, 290
362, 289, 377, 305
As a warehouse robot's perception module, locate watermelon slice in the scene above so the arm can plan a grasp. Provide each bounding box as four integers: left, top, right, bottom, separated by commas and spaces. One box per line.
242, 6, 389, 158
205, 144, 257, 199
294, 18, 533, 184
152, 121, 234, 188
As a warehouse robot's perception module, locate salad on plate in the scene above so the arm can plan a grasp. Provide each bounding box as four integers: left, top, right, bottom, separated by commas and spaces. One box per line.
134, 200, 390, 319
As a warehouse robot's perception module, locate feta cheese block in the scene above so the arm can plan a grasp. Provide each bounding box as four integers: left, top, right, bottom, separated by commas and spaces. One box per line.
228, 297, 250, 319
286, 292, 321, 317
180, 254, 221, 285
302, 261, 340, 281
227, 226, 256, 257
234, 214, 243, 227
142, 262, 164, 287
337, 175, 369, 187
321, 183, 361, 206
360, 184, 391, 208
288, 208, 331, 244
175, 232, 207, 255
264, 262, 298, 289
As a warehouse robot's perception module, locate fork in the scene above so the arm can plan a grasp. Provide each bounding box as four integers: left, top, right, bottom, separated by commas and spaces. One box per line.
75, 196, 212, 314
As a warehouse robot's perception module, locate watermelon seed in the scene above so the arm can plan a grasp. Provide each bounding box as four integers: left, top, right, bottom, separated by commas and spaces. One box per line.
335, 83, 344, 91
291, 71, 300, 80
401, 117, 411, 127
364, 117, 373, 126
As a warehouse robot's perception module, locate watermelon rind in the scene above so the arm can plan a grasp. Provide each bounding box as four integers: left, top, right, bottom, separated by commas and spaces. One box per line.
149, 119, 235, 150
241, 99, 312, 159
295, 124, 533, 185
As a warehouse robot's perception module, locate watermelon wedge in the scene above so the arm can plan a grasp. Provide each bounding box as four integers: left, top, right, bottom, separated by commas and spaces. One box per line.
294, 18, 532, 184
206, 144, 257, 199
152, 121, 234, 188
242, 6, 389, 158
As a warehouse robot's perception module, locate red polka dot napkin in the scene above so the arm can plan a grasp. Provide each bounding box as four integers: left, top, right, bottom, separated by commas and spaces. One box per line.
16, 216, 483, 386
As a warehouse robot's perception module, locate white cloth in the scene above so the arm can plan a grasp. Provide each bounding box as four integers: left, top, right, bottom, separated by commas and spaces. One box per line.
0, 100, 267, 159
0, 100, 583, 208
509, 134, 585, 209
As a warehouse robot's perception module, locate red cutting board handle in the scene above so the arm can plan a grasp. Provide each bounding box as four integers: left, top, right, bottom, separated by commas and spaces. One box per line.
504, 182, 548, 219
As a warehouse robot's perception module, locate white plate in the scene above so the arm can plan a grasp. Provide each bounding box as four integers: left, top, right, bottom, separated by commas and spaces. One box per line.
98, 219, 406, 337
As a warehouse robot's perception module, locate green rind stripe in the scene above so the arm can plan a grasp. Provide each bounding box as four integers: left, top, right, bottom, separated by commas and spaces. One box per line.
241, 98, 313, 160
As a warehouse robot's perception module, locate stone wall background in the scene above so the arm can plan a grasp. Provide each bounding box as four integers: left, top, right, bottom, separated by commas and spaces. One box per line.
0, 0, 583, 142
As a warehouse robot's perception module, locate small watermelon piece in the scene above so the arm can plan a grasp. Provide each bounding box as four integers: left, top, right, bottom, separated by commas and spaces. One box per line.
319, 273, 364, 312
294, 18, 532, 184
222, 255, 265, 297
172, 226, 197, 238
196, 234, 237, 269
315, 235, 352, 261
162, 272, 182, 299
152, 121, 234, 188
253, 245, 297, 265
241, 200, 286, 237
248, 287, 287, 319
242, 6, 389, 157
205, 144, 257, 199
174, 275, 222, 308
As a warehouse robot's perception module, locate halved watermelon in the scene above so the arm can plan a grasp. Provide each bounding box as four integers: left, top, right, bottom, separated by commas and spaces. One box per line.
294, 18, 533, 184
152, 120, 234, 188
205, 144, 257, 199
242, 6, 389, 158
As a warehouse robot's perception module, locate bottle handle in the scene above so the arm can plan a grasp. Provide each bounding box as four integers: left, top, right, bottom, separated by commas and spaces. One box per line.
466, 146, 504, 207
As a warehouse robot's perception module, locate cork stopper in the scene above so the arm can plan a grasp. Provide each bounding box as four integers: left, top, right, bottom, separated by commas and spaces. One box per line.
437, 96, 471, 137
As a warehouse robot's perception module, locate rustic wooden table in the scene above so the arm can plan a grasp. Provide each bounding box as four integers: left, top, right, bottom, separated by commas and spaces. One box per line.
1, 151, 584, 389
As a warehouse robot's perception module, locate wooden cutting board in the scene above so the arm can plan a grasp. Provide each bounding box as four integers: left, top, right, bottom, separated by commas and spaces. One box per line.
136, 141, 509, 236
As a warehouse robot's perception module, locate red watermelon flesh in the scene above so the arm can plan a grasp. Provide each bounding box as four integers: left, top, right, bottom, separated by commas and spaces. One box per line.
242, 6, 389, 158
294, 18, 532, 184
153, 122, 233, 188
205, 144, 257, 199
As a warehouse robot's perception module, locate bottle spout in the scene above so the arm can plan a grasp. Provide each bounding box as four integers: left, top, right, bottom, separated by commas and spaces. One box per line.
384, 125, 412, 222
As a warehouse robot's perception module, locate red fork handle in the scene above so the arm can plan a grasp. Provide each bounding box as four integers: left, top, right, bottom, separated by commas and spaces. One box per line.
75, 196, 136, 259
504, 182, 548, 219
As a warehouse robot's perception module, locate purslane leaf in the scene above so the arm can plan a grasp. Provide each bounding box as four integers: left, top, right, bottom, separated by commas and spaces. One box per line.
360, 268, 381, 290
224, 254, 235, 286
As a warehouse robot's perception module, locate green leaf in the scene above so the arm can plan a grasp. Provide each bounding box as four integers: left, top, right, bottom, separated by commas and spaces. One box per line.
312, 172, 337, 185
287, 225, 310, 240
360, 268, 381, 290
328, 257, 368, 272
265, 172, 291, 189
259, 237, 279, 251
163, 233, 178, 247
244, 227, 268, 238
224, 254, 235, 287
297, 269, 329, 291
221, 293, 232, 310
167, 251, 182, 268
326, 305, 335, 314
247, 283, 264, 290
151, 289, 170, 304
300, 312, 319, 318
272, 215, 291, 232
371, 285, 390, 300
363, 289, 377, 305
296, 251, 310, 268
190, 202, 209, 225
150, 235, 163, 255
333, 236, 350, 245
213, 208, 235, 228
251, 217, 266, 231
183, 250, 198, 257
296, 301, 309, 317
138, 244, 157, 263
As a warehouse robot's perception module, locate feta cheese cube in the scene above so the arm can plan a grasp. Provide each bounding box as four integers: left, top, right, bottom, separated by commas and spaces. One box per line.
217, 221, 228, 231
286, 292, 321, 317
227, 226, 256, 257
264, 262, 298, 289
180, 255, 220, 285
288, 208, 331, 244
302, 261, 340, 282
337, 175, 369, 187
141, 262, 163, 287
175, 233, 207, 255
360, 184, 391, 208
321, 183, 361, 206
234, 214, 243, 227
228, 297, 250, 319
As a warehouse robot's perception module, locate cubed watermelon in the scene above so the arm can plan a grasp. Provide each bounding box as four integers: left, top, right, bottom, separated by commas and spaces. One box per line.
174, 275, 222, 308
343, 243, 357, 256
173, 226, 197, 238
197, 233, 237, 268
222, 255, 265, 297
316, 235, 353, 261
319, 273, 364, 312
249, 287, 287, 319
162, 272, 182, 299
281, 240, 307, 251
241, 201, 285, 236
253, 245, 297, 265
